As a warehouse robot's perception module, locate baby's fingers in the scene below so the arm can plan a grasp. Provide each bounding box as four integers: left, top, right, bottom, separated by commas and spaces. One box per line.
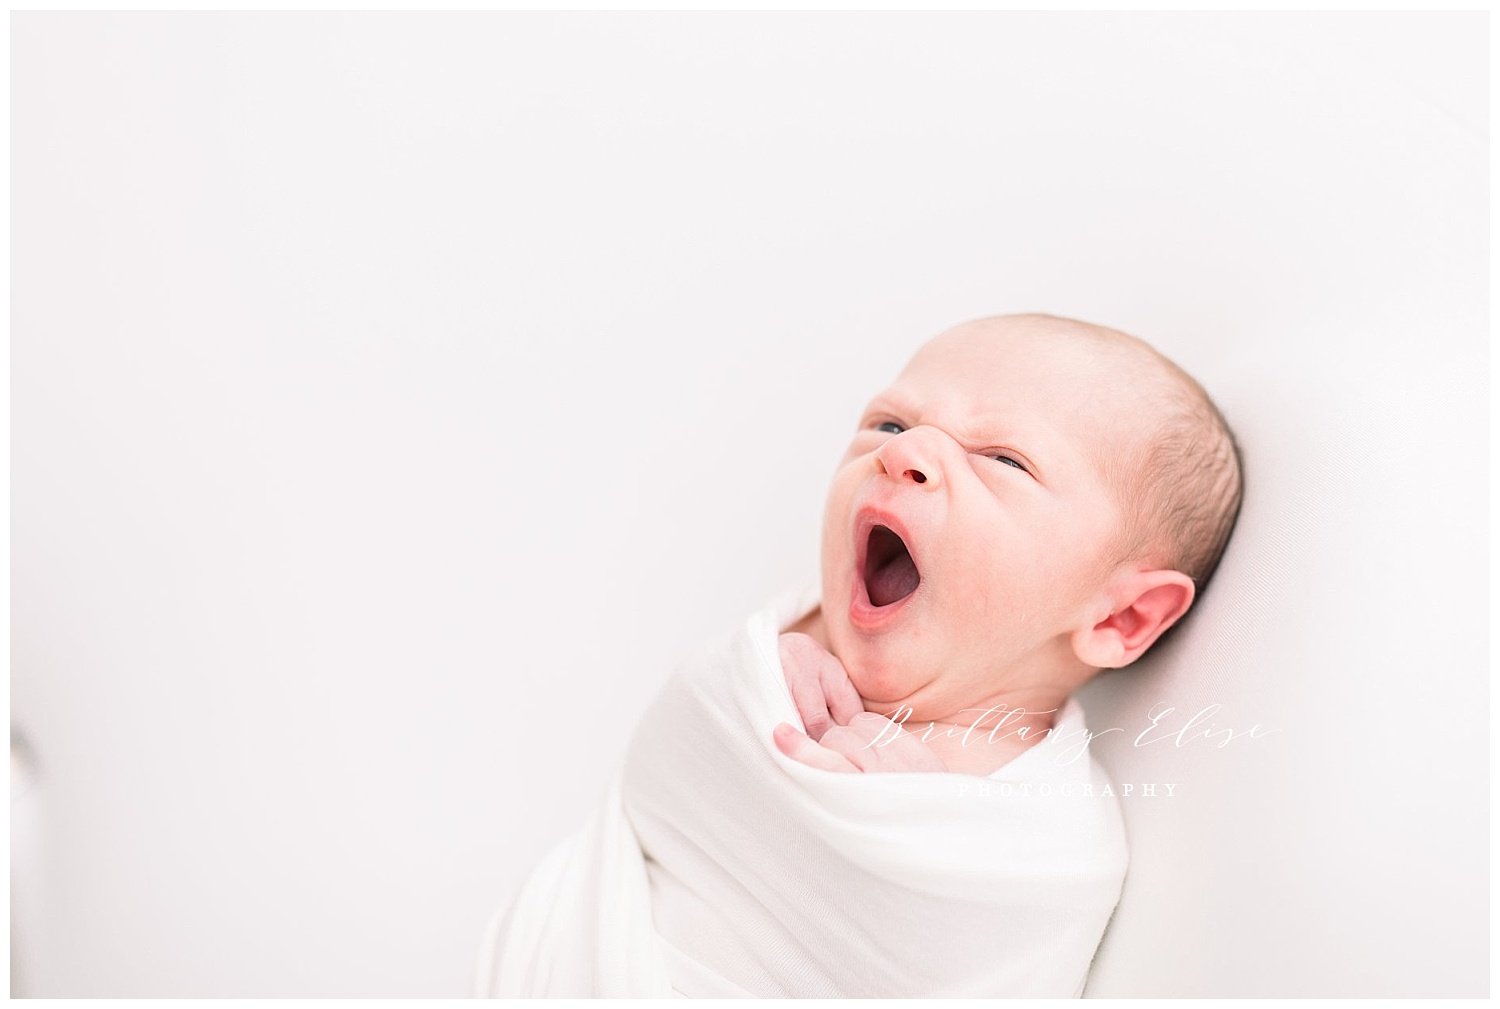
818, 654, 866, 729
772, 722, 859, 773
825, 713, 949, 773
779, 634, 840, 740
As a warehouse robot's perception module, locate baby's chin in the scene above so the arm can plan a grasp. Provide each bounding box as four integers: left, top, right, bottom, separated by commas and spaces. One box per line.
832, 628, 936, 708
832, 601, 1004, 717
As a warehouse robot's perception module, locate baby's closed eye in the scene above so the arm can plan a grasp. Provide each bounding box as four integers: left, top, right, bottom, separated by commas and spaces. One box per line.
873, 420, 1029, 473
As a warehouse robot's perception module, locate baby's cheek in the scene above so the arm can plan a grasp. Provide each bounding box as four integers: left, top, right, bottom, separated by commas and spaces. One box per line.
946, 551, 1015, 615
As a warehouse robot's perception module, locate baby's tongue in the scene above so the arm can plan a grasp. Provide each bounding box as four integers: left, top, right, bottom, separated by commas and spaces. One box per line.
868, 551, 920, 607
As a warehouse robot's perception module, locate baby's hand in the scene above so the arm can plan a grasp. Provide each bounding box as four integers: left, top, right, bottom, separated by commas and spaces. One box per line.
773, 633, 948, 774
777, 632, 865, 742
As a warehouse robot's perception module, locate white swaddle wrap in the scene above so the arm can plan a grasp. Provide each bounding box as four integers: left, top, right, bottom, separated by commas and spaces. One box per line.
474, 582, 1129, 998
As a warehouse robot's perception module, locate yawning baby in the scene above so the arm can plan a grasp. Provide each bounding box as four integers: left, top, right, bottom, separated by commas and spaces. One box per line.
772, 312, 1242, 779
475, 312, 1244, 999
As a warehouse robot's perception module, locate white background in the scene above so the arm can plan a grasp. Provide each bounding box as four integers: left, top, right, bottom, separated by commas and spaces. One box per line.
11, 12, 1488, 997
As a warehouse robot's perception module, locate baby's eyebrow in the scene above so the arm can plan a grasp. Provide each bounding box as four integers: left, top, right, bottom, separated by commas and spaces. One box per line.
957, 413, 1060, 480
863, 393, 913, 416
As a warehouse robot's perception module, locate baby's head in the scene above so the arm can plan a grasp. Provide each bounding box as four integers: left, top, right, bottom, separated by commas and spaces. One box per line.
817, 313, 1242, 721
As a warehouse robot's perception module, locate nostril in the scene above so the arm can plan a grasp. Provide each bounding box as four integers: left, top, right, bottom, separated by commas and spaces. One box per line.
908, 470, 927, 484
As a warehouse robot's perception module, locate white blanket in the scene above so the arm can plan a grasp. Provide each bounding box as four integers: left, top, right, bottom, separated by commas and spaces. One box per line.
474, 582, 1129, 998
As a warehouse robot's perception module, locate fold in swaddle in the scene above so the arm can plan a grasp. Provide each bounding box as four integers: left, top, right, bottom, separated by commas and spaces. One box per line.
474, 582, 1128, 998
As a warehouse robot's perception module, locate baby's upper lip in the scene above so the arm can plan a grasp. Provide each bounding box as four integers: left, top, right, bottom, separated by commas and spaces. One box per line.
853, 500, 921, 580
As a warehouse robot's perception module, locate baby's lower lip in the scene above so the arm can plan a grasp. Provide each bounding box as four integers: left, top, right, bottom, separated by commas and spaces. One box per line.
848, 569, 918, 632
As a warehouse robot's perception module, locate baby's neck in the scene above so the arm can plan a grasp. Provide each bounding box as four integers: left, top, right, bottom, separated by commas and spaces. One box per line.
784, 607, 1067, 776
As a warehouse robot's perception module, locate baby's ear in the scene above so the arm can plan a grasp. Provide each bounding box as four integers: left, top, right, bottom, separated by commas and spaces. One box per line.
1070, 570, 1196, 670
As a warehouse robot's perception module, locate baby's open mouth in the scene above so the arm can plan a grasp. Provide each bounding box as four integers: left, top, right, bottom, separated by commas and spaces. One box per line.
863, 525, 921, 607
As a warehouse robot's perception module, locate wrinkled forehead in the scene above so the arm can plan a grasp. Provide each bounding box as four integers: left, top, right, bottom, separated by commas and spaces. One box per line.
894, 319, 1155, 430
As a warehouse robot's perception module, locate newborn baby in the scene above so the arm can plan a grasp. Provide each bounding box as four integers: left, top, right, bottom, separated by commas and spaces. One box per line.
770, 312, 1242, 779
475, 312, 1243, 999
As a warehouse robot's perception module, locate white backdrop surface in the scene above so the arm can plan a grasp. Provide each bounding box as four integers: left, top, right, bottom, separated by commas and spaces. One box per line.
10, 12, 1487, 998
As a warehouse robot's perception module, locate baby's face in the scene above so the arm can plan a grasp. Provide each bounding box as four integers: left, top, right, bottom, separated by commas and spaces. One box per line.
818, 317, 1151, 722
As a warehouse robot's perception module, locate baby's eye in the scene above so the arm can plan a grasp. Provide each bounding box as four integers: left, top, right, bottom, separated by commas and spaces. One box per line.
992, 455, 1029, 473
874, 421, 905, 435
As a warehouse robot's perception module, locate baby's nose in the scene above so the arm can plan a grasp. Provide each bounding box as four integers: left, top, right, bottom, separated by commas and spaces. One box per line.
876, 427, 944, 488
